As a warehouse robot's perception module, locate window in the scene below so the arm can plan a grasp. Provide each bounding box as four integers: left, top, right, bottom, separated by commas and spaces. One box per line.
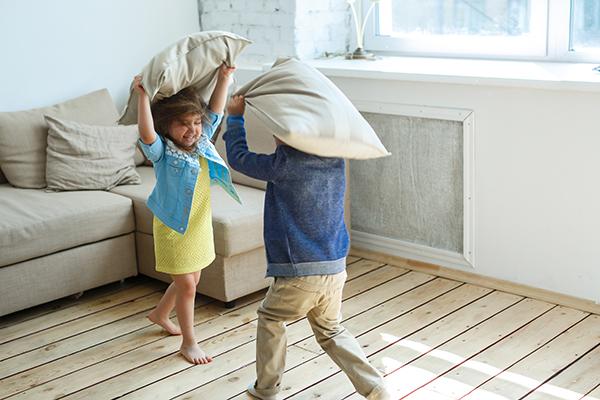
363, 0, 600, 62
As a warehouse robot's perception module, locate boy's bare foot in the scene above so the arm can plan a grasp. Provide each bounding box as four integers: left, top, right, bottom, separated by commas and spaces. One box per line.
147, 311, 181, 335
180, 343, 213, 364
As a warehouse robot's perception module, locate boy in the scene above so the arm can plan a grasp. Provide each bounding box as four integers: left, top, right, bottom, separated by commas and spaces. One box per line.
223, 95, 393, 400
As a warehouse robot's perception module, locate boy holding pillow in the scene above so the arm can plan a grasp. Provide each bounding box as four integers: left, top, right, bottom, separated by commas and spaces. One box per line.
224, 95, 392, 400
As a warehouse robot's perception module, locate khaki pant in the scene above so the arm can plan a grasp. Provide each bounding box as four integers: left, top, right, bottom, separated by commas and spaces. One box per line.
255, 271, 386, 398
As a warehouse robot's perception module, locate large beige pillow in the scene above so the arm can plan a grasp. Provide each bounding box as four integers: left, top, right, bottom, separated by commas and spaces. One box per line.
119, 31, 251, 125
235, 58, 390, 160
0, 89, 120, 188
45, 116, 141, 191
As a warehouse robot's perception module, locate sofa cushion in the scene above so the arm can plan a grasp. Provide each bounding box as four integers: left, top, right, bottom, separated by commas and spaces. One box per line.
134, 143, 147, 166
119, 31, 251, 125
210, 179, 265, 257
235, 58, 390, 160
0, 89, 120, 189
45, 116, 141, 191
109, 167, 155, 235
0, 186, 135, 267
111, 166, 265, 257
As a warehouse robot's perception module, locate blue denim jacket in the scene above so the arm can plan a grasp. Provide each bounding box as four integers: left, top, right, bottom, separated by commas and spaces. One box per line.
224, 115, 348, 277
139, 111, 241, 234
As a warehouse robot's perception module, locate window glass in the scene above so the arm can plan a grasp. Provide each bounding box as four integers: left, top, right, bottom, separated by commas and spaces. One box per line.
386, 0, 532, 38
570, 0, 600, 51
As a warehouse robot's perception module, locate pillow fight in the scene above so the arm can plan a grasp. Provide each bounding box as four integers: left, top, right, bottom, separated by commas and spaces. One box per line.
128, 31, 392, 400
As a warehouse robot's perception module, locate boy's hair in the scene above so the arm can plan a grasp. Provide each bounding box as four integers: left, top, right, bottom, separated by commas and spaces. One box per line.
151, 87, 207, 137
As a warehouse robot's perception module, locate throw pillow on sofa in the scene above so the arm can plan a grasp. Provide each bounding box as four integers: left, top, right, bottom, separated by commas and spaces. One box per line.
119, 31, 251, 125
234, 58, 390, 160
0, 89, 121, 189
134, 143, 148, 166
45, 115, 141, 191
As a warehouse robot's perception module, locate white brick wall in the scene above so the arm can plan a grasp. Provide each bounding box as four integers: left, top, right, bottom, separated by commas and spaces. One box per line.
198, 0, 351, 64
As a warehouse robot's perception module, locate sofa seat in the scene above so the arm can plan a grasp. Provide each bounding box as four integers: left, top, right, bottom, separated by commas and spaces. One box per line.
0, 184, 135, 267
111, 166, 265, 257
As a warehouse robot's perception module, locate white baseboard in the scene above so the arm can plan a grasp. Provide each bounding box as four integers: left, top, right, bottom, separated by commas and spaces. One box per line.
351, 230, 473, 270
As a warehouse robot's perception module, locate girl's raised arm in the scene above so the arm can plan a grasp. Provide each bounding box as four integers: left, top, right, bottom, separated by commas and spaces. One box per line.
134, 76, 157, 144
209, 63, 235, 115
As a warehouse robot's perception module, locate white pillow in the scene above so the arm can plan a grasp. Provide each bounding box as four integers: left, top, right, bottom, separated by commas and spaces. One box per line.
234, 58, 390, 160
119, 31, 251, 125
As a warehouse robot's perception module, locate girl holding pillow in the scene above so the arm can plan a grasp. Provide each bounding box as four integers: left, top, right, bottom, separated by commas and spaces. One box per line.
134, 64, 240, 365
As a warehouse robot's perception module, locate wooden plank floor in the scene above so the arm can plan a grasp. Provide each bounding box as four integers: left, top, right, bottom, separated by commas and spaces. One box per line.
1, 256, 598, 400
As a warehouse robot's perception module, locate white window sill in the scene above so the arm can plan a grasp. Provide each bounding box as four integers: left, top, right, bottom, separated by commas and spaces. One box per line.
300, 56, 600, 93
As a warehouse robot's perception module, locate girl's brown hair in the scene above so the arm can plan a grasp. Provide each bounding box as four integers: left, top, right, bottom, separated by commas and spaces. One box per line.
151, 87, 207, 137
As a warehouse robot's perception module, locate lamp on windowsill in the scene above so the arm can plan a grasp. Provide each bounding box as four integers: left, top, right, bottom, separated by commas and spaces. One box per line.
346, 0, 380, 60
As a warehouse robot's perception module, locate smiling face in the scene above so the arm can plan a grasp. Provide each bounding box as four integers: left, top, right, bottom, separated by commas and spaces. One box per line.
151, 86, 206, 152
168, 112, 203, 150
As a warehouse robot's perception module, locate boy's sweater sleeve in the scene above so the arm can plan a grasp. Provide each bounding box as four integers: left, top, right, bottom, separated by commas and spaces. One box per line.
223, 115, 283, 182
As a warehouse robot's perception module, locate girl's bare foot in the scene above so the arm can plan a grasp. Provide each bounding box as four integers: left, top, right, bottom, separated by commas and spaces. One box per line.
147, 310, 181, 335
180, 343, 213, 364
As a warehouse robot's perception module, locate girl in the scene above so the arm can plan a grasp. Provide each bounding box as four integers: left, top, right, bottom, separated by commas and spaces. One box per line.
134, 64, 240, 364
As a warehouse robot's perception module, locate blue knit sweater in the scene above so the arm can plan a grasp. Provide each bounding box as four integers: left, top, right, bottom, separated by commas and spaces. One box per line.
223, 115, 349, 277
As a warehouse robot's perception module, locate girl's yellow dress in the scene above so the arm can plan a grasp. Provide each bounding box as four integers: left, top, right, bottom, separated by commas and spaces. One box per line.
153, 157, 215, 275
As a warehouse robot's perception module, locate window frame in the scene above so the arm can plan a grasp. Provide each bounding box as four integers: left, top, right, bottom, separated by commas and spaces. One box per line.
362, 0, 600, 63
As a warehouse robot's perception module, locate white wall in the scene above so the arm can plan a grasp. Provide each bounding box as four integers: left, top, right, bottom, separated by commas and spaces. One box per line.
199, 0, 296, 63
0, 0, 200, 112
328, 75, 600, 304
294, 0, 350, 60
199, 0, 350, 64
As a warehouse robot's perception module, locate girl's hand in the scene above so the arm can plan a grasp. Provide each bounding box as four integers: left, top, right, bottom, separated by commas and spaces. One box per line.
132, 75, 147, 97
209, 64, 236, 114
218, 63, 236, 83
227, 95, 245, 116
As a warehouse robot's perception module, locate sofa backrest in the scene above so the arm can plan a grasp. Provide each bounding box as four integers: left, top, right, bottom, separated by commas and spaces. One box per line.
215, 112, 273, 191
0, 89, 120, 189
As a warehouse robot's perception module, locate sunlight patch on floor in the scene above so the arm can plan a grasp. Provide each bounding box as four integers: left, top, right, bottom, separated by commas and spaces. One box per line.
378, 336, 588, 400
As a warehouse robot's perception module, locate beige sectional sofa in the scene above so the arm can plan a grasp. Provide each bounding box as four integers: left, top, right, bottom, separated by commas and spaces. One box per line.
0, 89, 271, 316
0, 88, 351, 316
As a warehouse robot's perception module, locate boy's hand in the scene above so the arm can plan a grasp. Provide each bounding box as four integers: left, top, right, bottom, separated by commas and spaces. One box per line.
227, 95, 245, 116
217, 63, 236, 84
132, 75, 147, 97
